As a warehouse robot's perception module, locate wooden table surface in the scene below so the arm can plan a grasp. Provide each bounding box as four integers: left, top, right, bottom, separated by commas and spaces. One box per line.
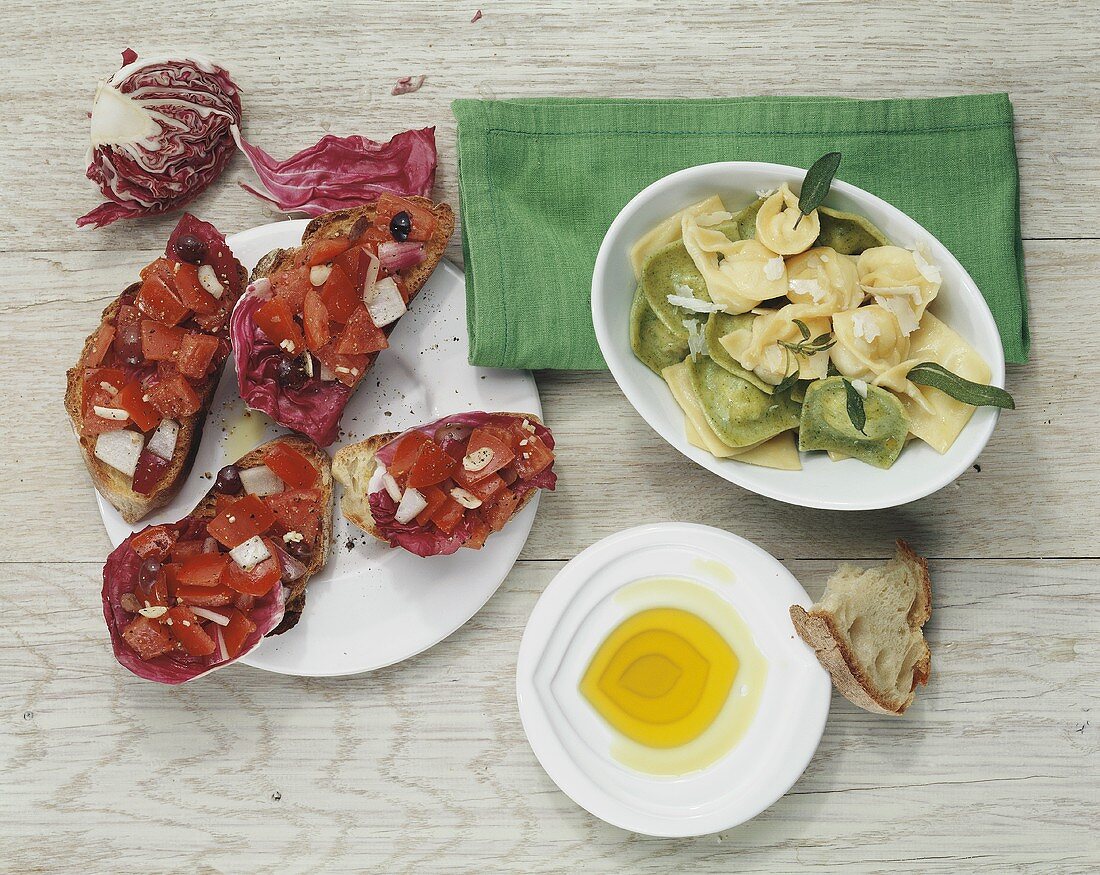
2, 1, 1098, 872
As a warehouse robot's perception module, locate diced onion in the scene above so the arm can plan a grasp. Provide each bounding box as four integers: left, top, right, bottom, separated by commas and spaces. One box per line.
191, 607, 230, 626
377, 241, 424, 272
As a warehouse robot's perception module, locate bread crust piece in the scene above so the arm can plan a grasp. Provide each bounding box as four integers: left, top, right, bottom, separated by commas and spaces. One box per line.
249, 198, 455, 392
332, 413, 544, 547
65, 269, 246, 525
185, 436, 333, 636
789, 540, 931, 716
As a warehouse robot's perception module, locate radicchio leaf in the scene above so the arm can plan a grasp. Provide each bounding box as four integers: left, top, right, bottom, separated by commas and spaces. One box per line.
231, 284, 351, 447
79, 51, 242, 229
231, 126, 437, 216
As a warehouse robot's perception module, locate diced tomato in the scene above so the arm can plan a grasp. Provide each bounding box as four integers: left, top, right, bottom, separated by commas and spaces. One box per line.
264, 444, 318, 489
80, 368, 128, 435
414, 485, 448, 526
136, 272, 189, 326
130, 525, 178, 560
466, 515, 492, 550
388, 432, 430, 479
314, 342, 368, 387
116, 380, 161, 432
306, 237, 352, 267
207, 494, 276, 548
512, 432, 554, 479
165, 606, 216, 657
122, 615, 174, 660
303, 288, 331, 352
272, 265, 312, 311
483, 489, 522, 532
177, 551, 230, 587
352, 223, 390, 249
141, 320, 186, 362
376, 193, 436, 243
263, 488, 321, 544
231, 591, 255, 613
172, 262, 219, 314
320, 265, 361, 324
221, 608, 257, 659
85, 323, 115, 368
175, 583, 234, 608
117, 303, 142, 330
455, 470, 506, 503
255, 298, 307, 356
193, 308, 228, 334
333, 244, 370, 294
460, 427, 516, 482
177, 333, 220, 380
170, 540, 205, 563
142, 565, 171, 608
146, 372, 202, 418
139, 256, 174, 285
132, 449, 170, 494
222, 553, 280, 597
334, 306, 388, 355
431, 497, 465, 534
407, 440, 457, 489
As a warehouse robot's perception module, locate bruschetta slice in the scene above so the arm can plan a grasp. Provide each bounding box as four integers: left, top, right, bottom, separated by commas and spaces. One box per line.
102, 436, 333, 684
65, 215, 247, 523
333, 412, 555, 557
231, 195, 455, 447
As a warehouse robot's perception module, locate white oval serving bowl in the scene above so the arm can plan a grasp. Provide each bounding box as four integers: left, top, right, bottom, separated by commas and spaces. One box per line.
516, 523, 831, 836
591, 162, 1006, 510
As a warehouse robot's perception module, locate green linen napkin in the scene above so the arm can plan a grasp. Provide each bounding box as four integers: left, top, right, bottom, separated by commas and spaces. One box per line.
453, 95, 1028, 369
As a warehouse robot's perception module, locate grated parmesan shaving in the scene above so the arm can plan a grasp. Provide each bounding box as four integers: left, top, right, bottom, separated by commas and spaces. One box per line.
873, 294, 920, 336
763, 257, 785, 281
909, 240, 943, 285
683, 319, 706, 361
666, 294, 724, 313
851, 378, 869, 398
789, 278, 826, 303
851, 309, 882, 343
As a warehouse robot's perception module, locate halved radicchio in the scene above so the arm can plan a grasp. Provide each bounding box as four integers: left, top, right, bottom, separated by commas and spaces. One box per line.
79, 50, 242, 229
102, 519, 285, 685
231, 280, 350, 447
368, 412, 556, 557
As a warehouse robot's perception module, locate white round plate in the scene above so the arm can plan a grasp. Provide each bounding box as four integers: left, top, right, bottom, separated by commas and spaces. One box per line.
516, 523, 831, 837
97, 220, 542, 676
591, 162, 1007, 510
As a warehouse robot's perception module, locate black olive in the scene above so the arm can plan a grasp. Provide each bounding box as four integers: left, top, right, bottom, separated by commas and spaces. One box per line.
275, 356, 308, 389
389, 211, 412, 242
284, 539, 312, 561
214, 464, 243, 495
138, 559, 162, 590
174, 234, 207, 264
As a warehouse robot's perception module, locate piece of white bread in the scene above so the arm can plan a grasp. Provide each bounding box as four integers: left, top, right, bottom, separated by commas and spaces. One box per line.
789, 540, 931, 716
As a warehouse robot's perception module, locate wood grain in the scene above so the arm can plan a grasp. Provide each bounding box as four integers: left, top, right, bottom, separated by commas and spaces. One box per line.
2, 1, 1099, 871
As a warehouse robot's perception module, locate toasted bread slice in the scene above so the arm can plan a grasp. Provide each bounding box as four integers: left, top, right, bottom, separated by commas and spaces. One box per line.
65, 267, 246, 525
332, 412, 544, 547
249, 198, 455, 391
188, 436, 333, 636
790, 540, 931, 716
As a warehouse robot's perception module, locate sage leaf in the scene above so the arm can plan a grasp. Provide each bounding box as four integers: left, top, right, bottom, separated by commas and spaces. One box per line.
774, 349, 800, 394
843, 378, 867, 434
794, 152, 842, 229
907, 362, 1016, 409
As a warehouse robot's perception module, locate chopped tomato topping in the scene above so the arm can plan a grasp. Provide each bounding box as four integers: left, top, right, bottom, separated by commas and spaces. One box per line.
414, 485, 448, 526
313, 342, 367, 387
263, 488, 321, 544
177, 551, 230, 587
431, 496, 465, 534
207, 494, 276, 549
231, 591, 255, 613
352, 224, 390, 250
455, 470, 506, 503
169, 540, 204, 563
306, 237, 352, 267
136, 272, 189, 325
303, 288, 331, 352
272, 265, 312, 312
466, 515, 492, 550
130, 525, 178, 560
132, 449, 170, 494
222, 550, 280, 597
255, 298, 307, 356
376, 193, 436, 243
483, 489, 523, 532
460, 427, 516, 482
85, 323, 115, 368
177, 333, 221, 380
406, 440, 457, 489
333, 244, 372, 293
141, 320, 186, 362
388, 432, 430, 479
117, 303, 143, 330
121, 615, 174, 660
320, 265, 360, 324
142, 564, 171, 608
221, 608, 257, 659
146, 372, 202, 418
334, 306, 388, 355
172, 262, 219, 314
81, 368, 128, 435
175, 583, 234, 608
165, 605, 216, 657
512, 431, 554, 479
264, 444, 318, 489
116, 380, 162, 432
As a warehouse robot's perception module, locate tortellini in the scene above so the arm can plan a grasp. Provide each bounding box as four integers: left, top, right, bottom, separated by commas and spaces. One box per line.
630, 195, 725, 280
681, 216, 787, 313
784, 247, 863, 315
857, 245, 941, 335
831, 305, 910, 380
755, 183, 820, 255
720, 304, 831, 386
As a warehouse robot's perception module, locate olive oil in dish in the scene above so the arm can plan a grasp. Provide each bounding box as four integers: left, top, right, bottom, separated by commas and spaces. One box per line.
580, 576, 767, 776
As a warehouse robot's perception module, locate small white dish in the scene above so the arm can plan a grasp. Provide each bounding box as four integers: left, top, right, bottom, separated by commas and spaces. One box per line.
516, 523, 830, 837
96, 220, 543, 677
591, 162, 1007, 510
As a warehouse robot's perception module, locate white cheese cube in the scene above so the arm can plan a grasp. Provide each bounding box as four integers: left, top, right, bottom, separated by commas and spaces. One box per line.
229, 535, 271, 571
240, 464, 284, 497
145, 419, 179, 461
394, 487, 427, 524
366, 276, 406, 328
94, 430, 144, 477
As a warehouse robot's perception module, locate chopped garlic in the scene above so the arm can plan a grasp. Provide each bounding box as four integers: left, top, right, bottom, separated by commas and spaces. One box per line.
283, 531, 304, 544
138, 605, 168, 619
